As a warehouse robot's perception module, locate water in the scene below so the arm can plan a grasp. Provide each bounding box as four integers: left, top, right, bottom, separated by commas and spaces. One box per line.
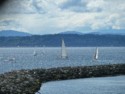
39, 76, 125, 94
0, 47, 125, 74
0, 47, 125, 94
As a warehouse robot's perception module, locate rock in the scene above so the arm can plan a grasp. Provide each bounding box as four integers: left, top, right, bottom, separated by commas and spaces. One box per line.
0, 64, 125, 94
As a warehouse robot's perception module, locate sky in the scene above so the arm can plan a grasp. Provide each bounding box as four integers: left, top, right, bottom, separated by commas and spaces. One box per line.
0, 0, 125, 35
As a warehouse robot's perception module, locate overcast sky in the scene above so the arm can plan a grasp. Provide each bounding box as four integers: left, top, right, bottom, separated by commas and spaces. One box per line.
0, 0, 125, 34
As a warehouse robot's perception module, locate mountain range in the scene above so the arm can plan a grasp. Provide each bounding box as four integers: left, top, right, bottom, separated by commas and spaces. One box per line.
0, 29, 125, 37
59, 31, 83, 35
0, 34, 125, 47
0, 30, 32, 37
59, 29, 125, 35
90, 29, 125, 35
0, 30, 125, 47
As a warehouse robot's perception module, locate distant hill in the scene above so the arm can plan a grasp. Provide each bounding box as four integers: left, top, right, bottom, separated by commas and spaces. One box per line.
59, 31, 83, 35
90, 29, 125, 35
0, 30, 32, 37
0, 34, 125, 47
58, 29, 125, 35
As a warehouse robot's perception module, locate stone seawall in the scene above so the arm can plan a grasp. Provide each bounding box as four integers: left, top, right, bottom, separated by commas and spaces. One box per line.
0, 64, 125, 94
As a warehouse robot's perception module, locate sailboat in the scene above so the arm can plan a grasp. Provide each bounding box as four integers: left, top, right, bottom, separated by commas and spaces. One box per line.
61, 39, 68, 59
42, 45, 46, 55
33, 50, 37, 56
8, 57, 16, 63
3, 57, 16, 63
94, 47, 98, 60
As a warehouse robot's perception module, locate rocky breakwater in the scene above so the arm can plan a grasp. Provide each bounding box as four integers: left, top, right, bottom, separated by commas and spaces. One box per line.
0, 64, 125, 94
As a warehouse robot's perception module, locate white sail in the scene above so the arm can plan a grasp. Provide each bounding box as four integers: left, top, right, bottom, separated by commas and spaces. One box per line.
33, 51, 37, 56
61, 39, 68, 59
94, 47, 98, 60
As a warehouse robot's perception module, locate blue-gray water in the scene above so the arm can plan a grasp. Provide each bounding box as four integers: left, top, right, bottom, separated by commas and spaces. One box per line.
0, 47, 125, 74
38, 76, 125, 94
0, 47, 125, 94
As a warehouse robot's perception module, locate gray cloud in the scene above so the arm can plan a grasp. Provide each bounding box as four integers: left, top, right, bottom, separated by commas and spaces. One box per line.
0, 0, 125, 34
59, 0, 103, 12
60, 0, 88, 12
32, 0, 46, 14
0, 0, 45, 14
59, 0, 125, 13
0, 19, 24, 31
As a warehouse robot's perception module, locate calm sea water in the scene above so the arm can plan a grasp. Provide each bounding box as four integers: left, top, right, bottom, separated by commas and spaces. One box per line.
0, 47, 125, 74
38, 76, 125, 94
0, 47, 125, 94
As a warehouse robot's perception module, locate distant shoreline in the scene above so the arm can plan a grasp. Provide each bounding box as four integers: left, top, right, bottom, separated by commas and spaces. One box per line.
0, 46, 125, 48
0, 34, 125, 47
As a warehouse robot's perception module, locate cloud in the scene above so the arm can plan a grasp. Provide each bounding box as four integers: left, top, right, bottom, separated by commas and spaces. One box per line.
59, 0, 125, 13
59, 0, 88, 12
0, 15, 28, 32
0, 0, 39, 14
59, 0, 106, 12
0, 0, 125, 34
